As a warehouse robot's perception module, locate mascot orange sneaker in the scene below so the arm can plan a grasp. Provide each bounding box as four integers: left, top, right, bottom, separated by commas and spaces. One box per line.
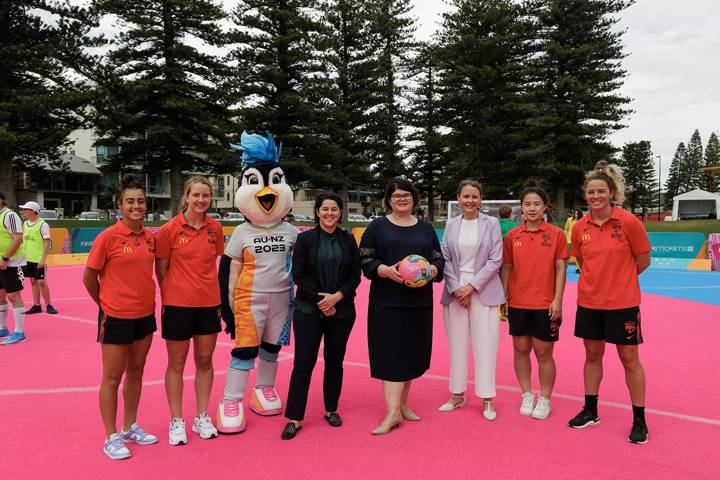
249, 386, 283, 416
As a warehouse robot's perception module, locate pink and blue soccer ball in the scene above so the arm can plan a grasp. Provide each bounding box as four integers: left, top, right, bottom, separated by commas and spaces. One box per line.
398, 254, 432, 288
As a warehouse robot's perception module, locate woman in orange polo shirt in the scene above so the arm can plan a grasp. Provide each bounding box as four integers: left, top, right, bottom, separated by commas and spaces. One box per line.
568, 161, 651, 445
501, 184, 568, 421
83, 174, 158, 461
155, 176, 224, 445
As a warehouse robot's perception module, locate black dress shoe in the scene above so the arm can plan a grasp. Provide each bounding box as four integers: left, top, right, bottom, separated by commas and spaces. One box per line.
325, 412, 342, 427
281, 422, 301, 440
25, 305, 42, 315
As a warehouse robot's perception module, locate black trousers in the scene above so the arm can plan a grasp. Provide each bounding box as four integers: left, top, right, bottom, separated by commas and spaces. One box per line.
285, 309, 355, 421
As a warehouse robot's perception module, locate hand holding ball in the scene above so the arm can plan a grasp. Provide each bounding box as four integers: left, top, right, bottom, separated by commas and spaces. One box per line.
397, 255, 433, 288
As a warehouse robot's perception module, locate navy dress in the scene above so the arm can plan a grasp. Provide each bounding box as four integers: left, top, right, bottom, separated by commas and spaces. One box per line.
359, 217, 444, 381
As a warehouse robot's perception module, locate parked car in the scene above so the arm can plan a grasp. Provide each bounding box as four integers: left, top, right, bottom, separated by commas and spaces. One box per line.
348, 214, 369, 222
38, 210, 60, 221
145, 213, 169, 221
207, 212, 221, 220
78, 211, 100, 221
222, 212, 245, 222
293, 214, 311, 222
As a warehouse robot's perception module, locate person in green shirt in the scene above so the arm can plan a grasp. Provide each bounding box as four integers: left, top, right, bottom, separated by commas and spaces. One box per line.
498, 204, 518, 238
19, 202, 57, 315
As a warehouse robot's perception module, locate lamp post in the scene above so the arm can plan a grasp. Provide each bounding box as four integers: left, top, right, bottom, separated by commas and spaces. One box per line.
656, 155, 662, 219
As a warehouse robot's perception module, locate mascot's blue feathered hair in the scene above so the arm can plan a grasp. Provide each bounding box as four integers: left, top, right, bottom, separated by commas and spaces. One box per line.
229, 131, 283, 170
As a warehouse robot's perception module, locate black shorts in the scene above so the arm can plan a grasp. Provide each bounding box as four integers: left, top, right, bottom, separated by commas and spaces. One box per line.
508, 307, 561, 342
574, 305, 643, 345
0, 266, 25, 293
23, 262, 46, 280
97, 310, 157, 345
161, 305, 222, 341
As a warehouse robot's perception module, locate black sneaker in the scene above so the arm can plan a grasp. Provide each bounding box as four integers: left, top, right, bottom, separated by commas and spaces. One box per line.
24, 305, 42, 315
46, 305, 58, 315
568, 407, 600, 429
628, 418, 648, 444
281, 422, 301, 440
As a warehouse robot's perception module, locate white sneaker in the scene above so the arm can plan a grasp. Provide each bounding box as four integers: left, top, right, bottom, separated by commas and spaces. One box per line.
520, 392, 535, 416
192, 412, 218, 439
168, 417, 187, 446
531, 396, 551, 420
122, 423, 158, 445
103, 433, 131, 460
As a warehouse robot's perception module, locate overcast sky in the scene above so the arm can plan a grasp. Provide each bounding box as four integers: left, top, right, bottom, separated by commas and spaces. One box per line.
413, 0, 720, 182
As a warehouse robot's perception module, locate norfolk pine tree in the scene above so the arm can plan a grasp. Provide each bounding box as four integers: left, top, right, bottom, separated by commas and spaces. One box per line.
682, 129, 704, 191
92, 0, 235, 214
366, 0, 417, 186
618, 140, 656, 216
664, 142, 685, 208
0, 1, 98, 206
227, 0, 327, 185
435, 0, 534, 200
407, 42, 446, 221
527, 0, 633, 217
313, 0, 378, 217
703, 132, 719, 193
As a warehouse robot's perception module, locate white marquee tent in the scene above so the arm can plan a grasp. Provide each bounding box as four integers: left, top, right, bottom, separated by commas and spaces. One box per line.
671, 189, 720, 220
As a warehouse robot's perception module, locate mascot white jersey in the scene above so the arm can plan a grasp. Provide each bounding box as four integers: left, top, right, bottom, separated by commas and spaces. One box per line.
216, 131, 297, 433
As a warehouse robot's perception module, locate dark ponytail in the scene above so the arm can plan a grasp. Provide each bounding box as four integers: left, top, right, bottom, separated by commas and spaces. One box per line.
118, 173, 145, 206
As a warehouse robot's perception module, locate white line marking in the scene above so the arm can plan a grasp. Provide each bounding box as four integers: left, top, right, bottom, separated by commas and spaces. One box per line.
13, 316, 720, 427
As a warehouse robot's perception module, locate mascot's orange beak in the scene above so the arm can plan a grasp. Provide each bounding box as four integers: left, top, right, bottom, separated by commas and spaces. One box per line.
255, 186, 278, 214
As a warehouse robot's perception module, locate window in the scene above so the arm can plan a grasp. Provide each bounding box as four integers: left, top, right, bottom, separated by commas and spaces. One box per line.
226, 193, 230, 201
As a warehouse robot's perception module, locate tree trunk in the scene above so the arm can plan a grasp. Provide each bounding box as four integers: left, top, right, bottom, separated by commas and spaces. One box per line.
0, 160, 16, 208
554, 185, 566, 224
340, 186, 349, 224
170, 159, 183, 215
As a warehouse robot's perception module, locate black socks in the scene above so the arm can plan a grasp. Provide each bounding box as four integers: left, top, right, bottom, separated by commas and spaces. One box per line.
585, 394, 599, 415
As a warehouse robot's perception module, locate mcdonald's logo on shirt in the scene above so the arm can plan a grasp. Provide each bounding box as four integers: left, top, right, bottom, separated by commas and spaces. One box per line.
178, 236, 189, 245
581, 232, 591, 241
513, 240, 522, 248
123, 245, 133, 254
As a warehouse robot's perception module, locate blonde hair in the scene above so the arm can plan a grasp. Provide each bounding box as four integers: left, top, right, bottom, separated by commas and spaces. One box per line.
182, 175, 214, 209
584, 160, 626, 205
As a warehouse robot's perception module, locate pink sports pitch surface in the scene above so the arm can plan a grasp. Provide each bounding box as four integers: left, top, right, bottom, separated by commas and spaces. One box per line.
1, 264, 719, 479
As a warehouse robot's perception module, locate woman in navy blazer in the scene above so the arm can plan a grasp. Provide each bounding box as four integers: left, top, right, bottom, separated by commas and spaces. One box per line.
281, 192, 361, 440
439, 180, 505, 420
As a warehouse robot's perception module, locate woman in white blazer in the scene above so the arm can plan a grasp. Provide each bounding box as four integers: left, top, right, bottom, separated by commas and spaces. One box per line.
439, 180, 505, 420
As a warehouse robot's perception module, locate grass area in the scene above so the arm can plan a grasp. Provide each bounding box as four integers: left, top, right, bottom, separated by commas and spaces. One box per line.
643, 220, 720, 239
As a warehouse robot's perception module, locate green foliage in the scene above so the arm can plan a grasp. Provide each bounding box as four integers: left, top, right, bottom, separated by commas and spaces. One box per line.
227, 0, 327, 185
665, 142, 685, 208
525, 0, 633, 215
618, 140, 657, 214
406, 43, 446, 221
92, 0, 236, 214
0, 1, 98, 205
365, 0, 417, 186
309, 0, 378, 195
682, 129, 704, 191
703, 132, 719, 192
435, 0, 534, 200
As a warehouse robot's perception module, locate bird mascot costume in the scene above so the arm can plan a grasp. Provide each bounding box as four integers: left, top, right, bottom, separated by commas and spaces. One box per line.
216, 131, 297, 433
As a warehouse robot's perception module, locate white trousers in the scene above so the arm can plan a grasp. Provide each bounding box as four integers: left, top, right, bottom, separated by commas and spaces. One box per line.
443, 272, 500, 398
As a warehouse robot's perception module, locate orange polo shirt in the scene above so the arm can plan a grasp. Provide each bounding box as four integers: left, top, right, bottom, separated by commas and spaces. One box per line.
87, 221, 156, 319
571, 206, 651, 309
155, 212, 224, 307
503, 221, 569, 309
